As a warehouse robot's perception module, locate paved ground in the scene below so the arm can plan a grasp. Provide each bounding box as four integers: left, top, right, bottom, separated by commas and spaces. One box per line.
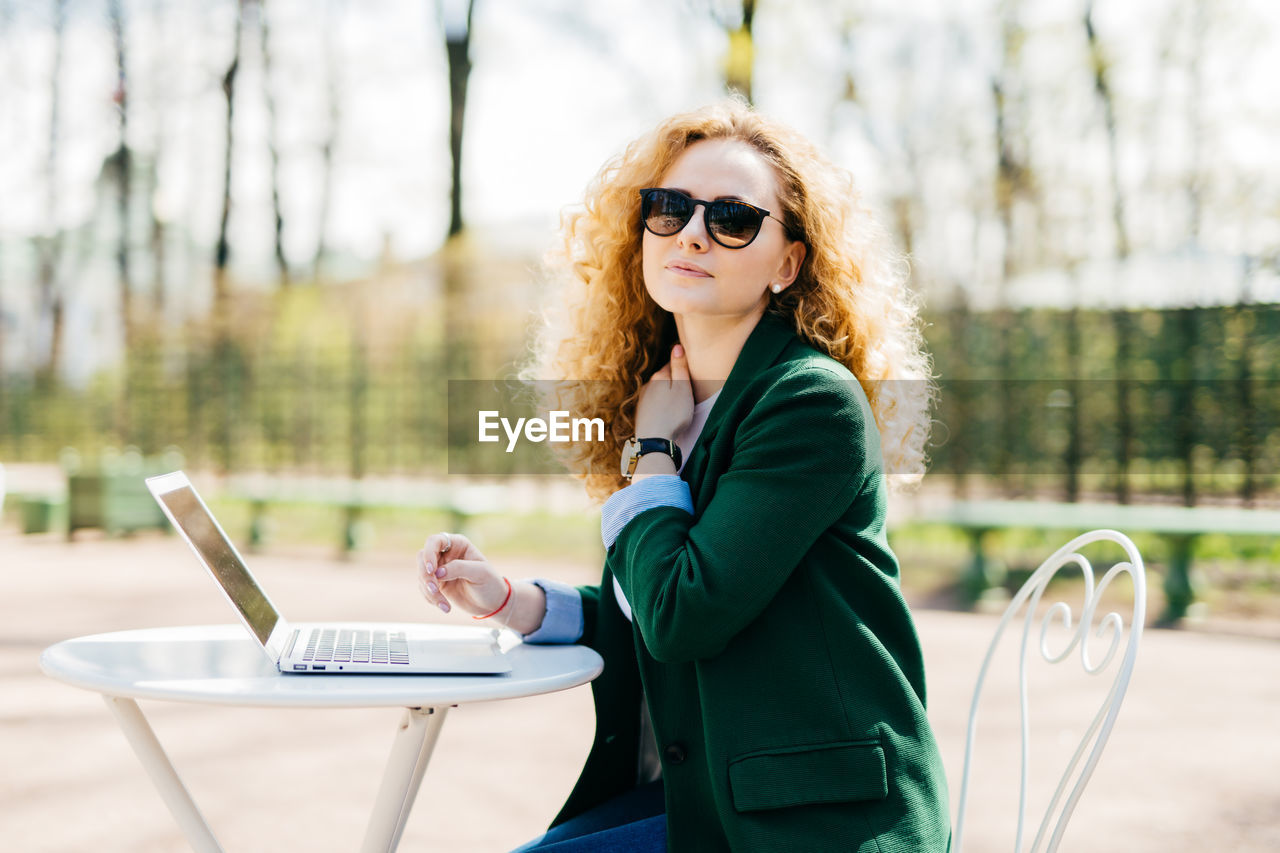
2, 528, 1278, 852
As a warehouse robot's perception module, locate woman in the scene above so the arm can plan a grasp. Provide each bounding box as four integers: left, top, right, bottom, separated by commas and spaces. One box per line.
417, 100, 949, 852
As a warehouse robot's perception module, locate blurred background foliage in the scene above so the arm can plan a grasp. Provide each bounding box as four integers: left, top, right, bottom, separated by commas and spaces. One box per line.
1, 0, 1278, 515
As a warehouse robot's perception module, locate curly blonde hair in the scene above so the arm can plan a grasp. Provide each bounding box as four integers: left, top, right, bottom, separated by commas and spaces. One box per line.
524, 100, 933, 502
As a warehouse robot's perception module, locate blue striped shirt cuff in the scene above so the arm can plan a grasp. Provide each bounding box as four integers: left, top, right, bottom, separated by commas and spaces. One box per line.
520, 578, 584, 644
601, 474, 694, 549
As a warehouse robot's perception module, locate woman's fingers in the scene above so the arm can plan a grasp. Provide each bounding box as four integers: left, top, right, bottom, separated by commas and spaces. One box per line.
635, 344, 694, 438
417, 550, 451, 612
418, 577, 450, 613
417, 541, 455, 612
419, 531, 477, 574
669, 344, 688, 380
421, 532, 458, 572
416, 542, 500, 616
432, 557, 491, 585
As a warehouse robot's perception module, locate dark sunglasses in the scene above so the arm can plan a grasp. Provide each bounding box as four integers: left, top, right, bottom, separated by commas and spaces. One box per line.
638, 187, 788, 249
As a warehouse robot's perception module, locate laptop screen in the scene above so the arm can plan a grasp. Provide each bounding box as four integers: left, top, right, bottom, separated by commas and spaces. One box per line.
156, 484, 279, 645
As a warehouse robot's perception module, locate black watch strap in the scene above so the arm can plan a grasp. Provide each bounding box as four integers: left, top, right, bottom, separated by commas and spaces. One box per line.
622, 436, 682, 479
637, 437, 682, 468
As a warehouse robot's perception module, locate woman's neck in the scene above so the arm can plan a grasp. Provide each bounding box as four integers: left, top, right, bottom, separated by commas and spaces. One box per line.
673, 306, 765, 403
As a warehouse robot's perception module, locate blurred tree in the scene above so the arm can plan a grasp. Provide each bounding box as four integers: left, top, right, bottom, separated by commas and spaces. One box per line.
107, 0, 133, 347
724, 0, 755, 103
438, 0, 478, 388
35, 0, 68, 386
0, 0, 9, 376
1084, 4, 1130, 262
106, 0, 135, 438
991, 0, 1033, 496
1084, 1, 1135, 503
0, 239, 4, 378
1183, 0, 1206, 243
441, 0, 476, 239
148, 0, 171, 317
214, 0, 245, 321
827, 3, 861, 140
252, 0, 289, 287
313, 0, 341, 282
1236, 258, 1257, 506
1175, 0, 1210, 507
1064, 292, 1082, 501
695, 0, 756, 104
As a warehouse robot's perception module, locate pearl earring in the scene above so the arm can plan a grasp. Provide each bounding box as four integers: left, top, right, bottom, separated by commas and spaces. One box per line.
770, 284, 782, 293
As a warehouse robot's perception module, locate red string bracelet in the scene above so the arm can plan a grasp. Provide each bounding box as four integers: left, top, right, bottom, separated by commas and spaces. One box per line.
474, 576, 513, 620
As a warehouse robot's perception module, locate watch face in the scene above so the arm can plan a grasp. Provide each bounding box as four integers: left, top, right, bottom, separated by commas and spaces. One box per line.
621, 438, 639, 478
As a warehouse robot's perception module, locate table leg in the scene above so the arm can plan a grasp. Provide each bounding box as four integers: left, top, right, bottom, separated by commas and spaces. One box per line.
102, 695, 223, 853
361, 705, 450, 853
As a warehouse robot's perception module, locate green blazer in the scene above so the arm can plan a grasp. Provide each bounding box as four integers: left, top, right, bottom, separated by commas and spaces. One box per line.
554, 315, 950, 852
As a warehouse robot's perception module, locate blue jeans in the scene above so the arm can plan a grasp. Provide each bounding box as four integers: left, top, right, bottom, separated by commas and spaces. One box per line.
509, 781, 666, 852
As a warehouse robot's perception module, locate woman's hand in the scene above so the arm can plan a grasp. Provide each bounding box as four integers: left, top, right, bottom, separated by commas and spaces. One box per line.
416, 532, 506, 617
634, 344, 695, 439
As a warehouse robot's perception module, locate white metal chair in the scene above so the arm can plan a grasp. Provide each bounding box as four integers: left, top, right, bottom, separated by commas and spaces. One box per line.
952, 529, 1147, 853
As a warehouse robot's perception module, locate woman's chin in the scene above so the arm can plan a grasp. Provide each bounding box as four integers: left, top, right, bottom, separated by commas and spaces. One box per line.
648, 290, 699, 317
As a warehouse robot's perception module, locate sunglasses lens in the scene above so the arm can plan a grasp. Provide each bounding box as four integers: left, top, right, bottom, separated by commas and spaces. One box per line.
640, 189, 768, 248
643, 190, 693, 236
707, 201, 763, 248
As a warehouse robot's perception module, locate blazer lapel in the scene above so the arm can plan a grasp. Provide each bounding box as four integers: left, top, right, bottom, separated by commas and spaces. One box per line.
680, 313, 796, 503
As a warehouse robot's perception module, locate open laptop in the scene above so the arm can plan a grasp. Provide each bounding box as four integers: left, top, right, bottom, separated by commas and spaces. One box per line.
145, 471, 511, 675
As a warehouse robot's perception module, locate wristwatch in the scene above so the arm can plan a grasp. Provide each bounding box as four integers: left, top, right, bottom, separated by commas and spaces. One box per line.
620, 436, 682, 480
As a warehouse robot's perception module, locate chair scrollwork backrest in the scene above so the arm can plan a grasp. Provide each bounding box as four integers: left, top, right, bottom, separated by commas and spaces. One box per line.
952, 529, 1146, 853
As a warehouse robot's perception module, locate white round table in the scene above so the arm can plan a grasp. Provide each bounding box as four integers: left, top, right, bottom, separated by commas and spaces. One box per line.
41, 624, 603, 853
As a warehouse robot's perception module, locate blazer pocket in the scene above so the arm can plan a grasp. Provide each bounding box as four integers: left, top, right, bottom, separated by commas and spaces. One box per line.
728, 739, 888, 812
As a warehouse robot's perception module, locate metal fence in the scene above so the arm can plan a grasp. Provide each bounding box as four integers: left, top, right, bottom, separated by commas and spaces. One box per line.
2, 304, 1277, 505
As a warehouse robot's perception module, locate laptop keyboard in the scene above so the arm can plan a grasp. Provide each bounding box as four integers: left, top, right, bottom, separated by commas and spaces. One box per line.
302, 628, 411, 665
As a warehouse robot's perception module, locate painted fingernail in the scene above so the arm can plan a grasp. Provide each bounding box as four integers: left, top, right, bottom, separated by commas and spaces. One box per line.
439, 601, 450, 613
425, 560, 434, 574
427, 582, 439, 595
435, 566, 446, 578
673, 344, 684, 357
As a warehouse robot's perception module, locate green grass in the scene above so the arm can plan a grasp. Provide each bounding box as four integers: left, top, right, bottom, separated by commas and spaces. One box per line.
205, 497, 604, 566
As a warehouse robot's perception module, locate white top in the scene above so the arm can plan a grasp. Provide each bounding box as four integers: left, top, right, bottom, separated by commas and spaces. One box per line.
674, 388, 721, 467
612, 389, 720, 622
40, 624, 603, 709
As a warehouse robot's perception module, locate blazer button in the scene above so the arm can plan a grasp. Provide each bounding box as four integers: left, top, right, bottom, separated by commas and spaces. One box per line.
663, 743, 687, 765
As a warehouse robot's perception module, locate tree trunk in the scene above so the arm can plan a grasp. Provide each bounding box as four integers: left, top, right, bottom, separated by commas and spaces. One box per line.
214, 1, 244, 323
1236, 260, 1256, 507
440, 1, 479, 393
0, 238, 5, 378
1064, 301, 1082, 501
313, 0, 340, 281
1185, 0, 1206, 243
0, 0, 10, 373
108, 0, 134, 442
148, 0, 169, 317
109, 0, 133, 349
1084, 2, 1135, 504
36, 0, 67, 385
150, 197, 167, 316
1174, 0, 1208, 507
444, 0, 476, 239
990, 1, 1029, 497
255, 0, 289, 287
724, 0, 756, 104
